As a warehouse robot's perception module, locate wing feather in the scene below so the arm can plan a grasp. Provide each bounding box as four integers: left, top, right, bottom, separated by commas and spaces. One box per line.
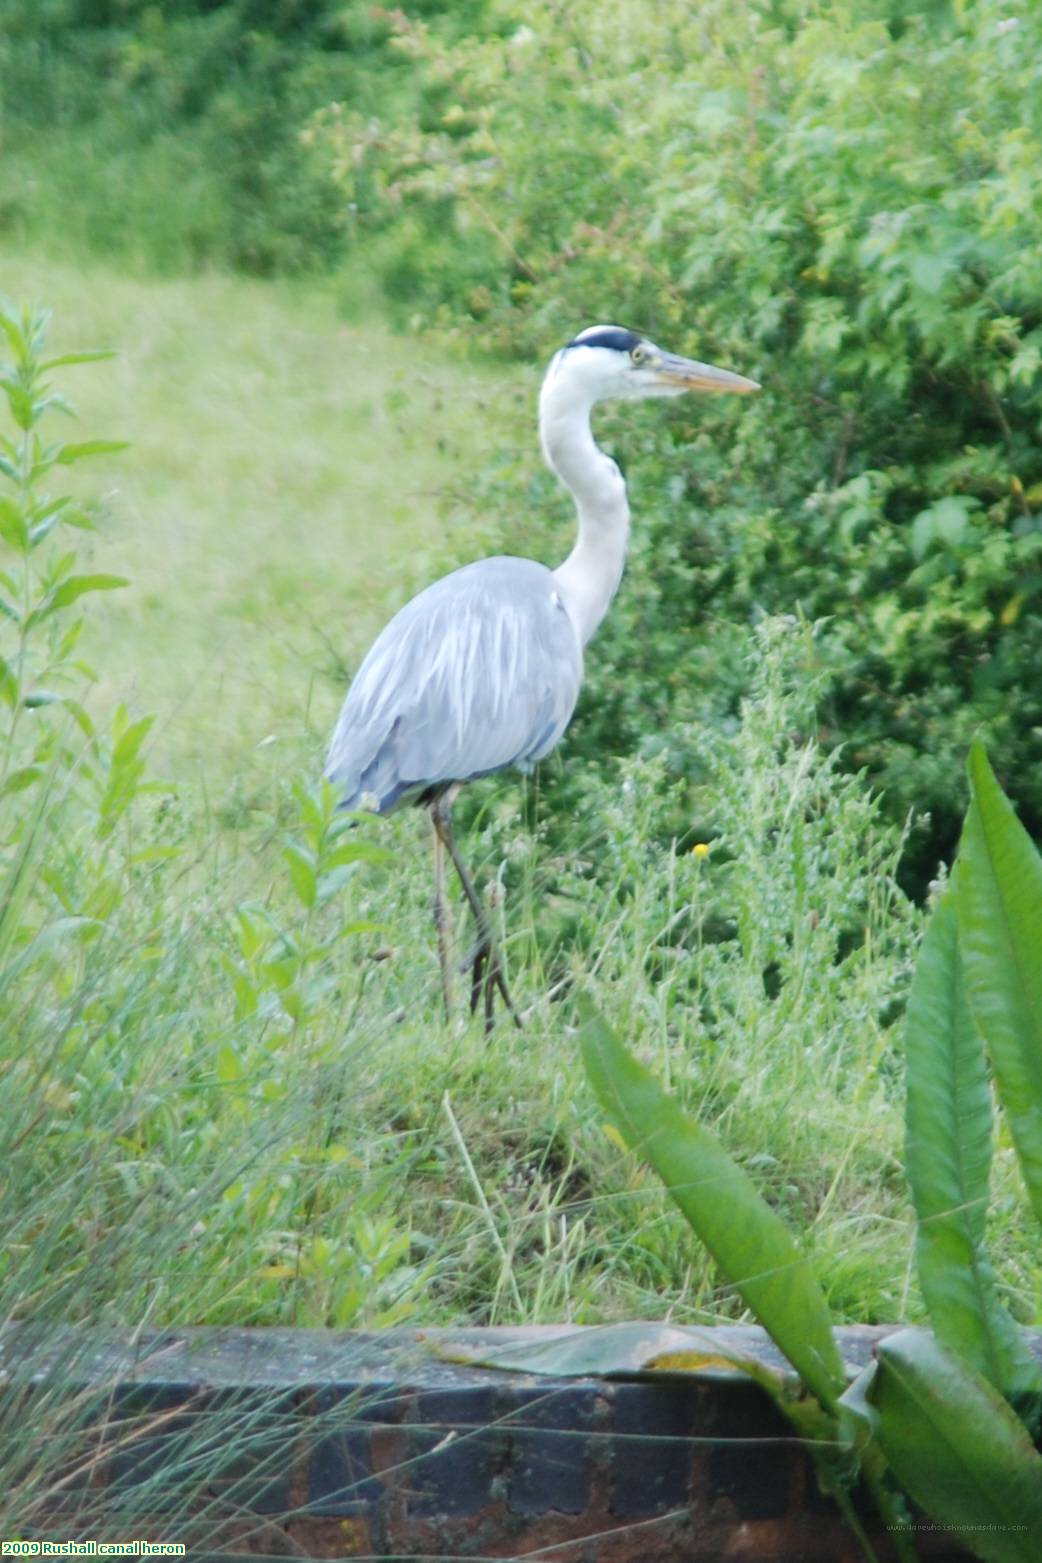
326, 557, 582, 811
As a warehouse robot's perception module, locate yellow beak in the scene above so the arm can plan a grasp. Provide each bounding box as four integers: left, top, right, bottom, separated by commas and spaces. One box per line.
653, 351, 761, 395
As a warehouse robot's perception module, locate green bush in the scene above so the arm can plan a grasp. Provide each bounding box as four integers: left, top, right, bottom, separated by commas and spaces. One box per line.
318, 0, 1042, 892
0, 1, 447, 273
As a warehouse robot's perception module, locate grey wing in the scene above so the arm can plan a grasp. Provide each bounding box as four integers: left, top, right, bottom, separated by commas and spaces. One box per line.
325, 557, 583, 812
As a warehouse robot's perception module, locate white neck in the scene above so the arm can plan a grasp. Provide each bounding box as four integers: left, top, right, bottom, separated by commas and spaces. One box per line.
541, 373, 630, 647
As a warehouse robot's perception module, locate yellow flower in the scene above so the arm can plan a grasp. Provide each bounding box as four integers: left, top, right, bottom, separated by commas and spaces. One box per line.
691, 842, 711, 859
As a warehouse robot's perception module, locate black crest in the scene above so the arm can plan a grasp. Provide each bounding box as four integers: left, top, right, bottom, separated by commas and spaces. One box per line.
565, 326, 643, 354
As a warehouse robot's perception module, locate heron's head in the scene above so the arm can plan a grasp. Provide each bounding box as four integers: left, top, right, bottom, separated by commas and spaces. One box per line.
546, 324, 760, 405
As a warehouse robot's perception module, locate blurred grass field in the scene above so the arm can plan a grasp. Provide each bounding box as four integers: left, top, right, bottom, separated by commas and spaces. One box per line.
3, 245, 513, 782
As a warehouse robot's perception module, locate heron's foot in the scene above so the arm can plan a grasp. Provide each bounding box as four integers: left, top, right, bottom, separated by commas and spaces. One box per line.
464, 936, 522, 1035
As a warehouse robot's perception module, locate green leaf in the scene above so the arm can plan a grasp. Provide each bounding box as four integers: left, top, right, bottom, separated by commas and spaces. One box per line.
956, 742, 1042, 1228
50, 572, 129, 608
451, 1320, 846, 1428
871, 1329, 1042, 1563
234, 906, 271, 962
284, 842, 317, 908
20, 690, 95, 736
35, 391, 76, 420
0, 309, 28, 361
2, 381, 34, 431
910, 495, 979, 561
59, 504, 97, 533
129, 845, 181, 866
53, 440, 129, 465
324, 837, 392, 870
27, 494, 76, 546
0, 915, 105, 987
216, 1042, 245, 1086
908, 252, 953, 295
0, 497, 28, 551
0, 654, 17, 707
39, 350, 116, 371
111, 713, 153, 770
0, 765, 43, 798
580, 1003, 846, 1412
63, 696, 95, 738
439, 1319, 841, 1436
223, 958, 259, 1021
26, 573, 128, 627
905, 892, 1042, 1410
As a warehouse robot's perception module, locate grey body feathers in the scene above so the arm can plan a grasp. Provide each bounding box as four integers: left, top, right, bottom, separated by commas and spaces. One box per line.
325, 556, 583, 813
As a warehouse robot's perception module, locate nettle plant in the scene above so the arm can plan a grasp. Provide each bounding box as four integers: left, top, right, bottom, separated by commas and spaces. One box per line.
485, 743, 1042, 1563
0, 302, 130, 804
0, 302, 171, 1005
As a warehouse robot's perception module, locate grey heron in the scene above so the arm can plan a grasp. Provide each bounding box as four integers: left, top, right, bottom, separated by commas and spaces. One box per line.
326, 325, 759, 1028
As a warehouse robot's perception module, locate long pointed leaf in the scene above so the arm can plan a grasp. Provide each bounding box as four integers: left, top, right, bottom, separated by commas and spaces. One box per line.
905, 892, 1041, 1409
40, 350, 116, 371
956, 742, 1042, 1227
871, 1329, 1042, 1563
580, 1004, 846, 1411
53, 439, 129, 464
440, 1320, 789, 1382
25, 573, 129, 629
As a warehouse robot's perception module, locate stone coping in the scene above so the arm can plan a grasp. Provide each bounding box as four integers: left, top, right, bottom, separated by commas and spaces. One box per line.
2, 1321, 903, 1390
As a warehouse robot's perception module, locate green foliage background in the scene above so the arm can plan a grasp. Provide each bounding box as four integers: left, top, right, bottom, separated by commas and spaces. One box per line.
1, 0, 474, 274
6, 0, 1042, 890
320, 0, 1042, 892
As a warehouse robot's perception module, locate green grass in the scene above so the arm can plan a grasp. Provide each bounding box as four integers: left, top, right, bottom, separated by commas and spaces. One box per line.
3, 245, 514, 780
2, 245, 1040, 1363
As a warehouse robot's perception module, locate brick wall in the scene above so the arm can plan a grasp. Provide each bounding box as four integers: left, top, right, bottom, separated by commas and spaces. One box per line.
1, 1324, 995, 1561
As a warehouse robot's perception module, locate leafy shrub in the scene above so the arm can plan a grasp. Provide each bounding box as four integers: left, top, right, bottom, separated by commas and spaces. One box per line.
520, 620, 921, 1093
317, 0, 1042, 892
1, 2, 408, 272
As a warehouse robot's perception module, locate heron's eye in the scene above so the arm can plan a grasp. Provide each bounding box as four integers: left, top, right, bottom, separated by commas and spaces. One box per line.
630, 345, 648, 365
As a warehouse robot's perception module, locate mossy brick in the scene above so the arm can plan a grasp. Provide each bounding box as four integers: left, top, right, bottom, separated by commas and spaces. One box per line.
308, 1386, 402, 1511
609, 1381, 697, 1515
692, 1376, 793, 1439
201, 1385, 299, 1515
105, 1384, 295, 1515
706, 1439, 794, 1520
207, 1444, 295, 1515
406, 1386, 506, 1516
505, 1384, 597, 1514
104, 1383, 205, 1500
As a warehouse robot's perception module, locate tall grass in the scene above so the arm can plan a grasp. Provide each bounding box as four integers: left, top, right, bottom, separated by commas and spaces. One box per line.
2, 258, 1039, 1537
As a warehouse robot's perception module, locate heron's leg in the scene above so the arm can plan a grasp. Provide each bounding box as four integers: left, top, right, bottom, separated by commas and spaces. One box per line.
468, 935, 487, 1017
430, 812, 455, 1019
430, 792, 522, 1033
